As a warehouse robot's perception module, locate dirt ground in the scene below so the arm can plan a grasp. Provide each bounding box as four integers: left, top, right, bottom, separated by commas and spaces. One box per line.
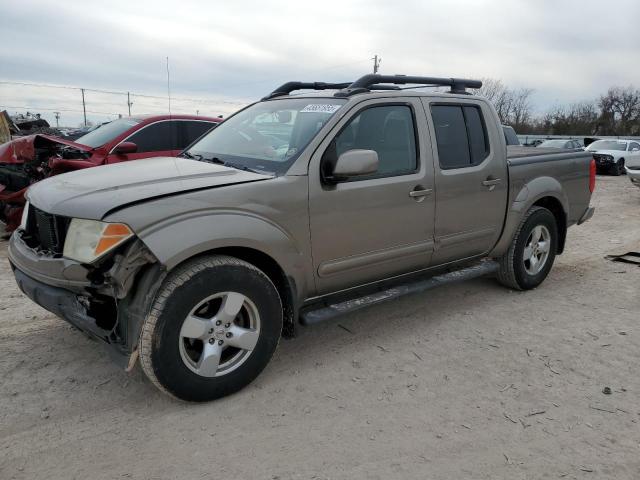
1, 176, 639, 480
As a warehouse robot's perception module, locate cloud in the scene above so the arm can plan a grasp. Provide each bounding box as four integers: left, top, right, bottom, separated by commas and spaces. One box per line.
1, 0, 639, 125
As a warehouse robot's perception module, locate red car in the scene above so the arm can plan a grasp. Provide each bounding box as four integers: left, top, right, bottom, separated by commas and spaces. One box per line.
0, 114, 221, 232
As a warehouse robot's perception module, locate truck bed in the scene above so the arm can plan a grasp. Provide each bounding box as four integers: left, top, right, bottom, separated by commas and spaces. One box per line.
507, 145, 584, 159
507, 146, 592, 169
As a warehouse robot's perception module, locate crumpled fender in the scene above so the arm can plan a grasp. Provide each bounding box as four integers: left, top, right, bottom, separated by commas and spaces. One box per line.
0, 134, 92, 165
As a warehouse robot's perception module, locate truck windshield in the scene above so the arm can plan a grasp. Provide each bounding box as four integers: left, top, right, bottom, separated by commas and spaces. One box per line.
75, 118, 141, 148
184, 98, 346, 174
586, 140, 627, 151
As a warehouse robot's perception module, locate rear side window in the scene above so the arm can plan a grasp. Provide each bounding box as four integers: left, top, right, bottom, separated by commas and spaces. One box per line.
179, 121, 216, 149
127, 121, 178, 152
431, 105, 490, 169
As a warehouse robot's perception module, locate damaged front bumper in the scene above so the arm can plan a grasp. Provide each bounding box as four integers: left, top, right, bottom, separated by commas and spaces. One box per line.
8, 231, 165, 359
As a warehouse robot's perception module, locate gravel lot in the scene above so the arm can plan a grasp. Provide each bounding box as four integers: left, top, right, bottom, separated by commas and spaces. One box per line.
1, 176, 639, 480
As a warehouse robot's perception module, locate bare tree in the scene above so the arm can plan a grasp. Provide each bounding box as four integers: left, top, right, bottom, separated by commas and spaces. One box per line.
474, 78, 534, 129
598, 86, 640, 135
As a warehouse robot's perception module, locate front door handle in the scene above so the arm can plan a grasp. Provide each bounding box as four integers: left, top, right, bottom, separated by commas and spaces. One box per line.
409, 188, 433, 198
482, 178, 502, 187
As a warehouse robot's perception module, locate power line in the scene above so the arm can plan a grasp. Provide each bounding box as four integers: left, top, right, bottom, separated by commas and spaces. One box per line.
0, 80, 248, 105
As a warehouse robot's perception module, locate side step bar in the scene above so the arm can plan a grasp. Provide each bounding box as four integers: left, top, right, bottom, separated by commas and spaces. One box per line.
301, 260, 500, 325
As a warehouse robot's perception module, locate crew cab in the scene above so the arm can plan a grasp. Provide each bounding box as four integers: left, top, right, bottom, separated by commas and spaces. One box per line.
8, 74, 596, 401
0, 114, 221, 232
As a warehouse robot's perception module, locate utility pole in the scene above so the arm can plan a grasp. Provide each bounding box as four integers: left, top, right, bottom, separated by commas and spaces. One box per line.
127, 91, 133, 116
81, 88, 87, 126
53, 111, 60, 128
372, 55, 381, 74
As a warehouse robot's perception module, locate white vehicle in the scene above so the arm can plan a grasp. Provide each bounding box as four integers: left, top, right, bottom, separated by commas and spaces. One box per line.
586, 139, 640, 175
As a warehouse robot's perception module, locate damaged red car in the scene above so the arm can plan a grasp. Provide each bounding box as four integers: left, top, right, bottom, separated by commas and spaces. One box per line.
0, 114, 221, 232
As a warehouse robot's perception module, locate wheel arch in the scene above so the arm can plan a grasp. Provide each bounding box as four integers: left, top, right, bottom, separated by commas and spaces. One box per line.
490, 176, 569, 257
531, 196, 567, 254
165, 246, 298, 338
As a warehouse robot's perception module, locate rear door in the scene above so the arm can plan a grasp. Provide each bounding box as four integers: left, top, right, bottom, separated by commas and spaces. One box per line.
308, 98, 436, 294
107, 120, 179, 162
423, 99, 508, 265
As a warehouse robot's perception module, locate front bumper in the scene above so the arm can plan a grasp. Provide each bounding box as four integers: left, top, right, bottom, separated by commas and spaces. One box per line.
12, 267, 114, 341
8, 231, 91, 291
8, 230, 164, 356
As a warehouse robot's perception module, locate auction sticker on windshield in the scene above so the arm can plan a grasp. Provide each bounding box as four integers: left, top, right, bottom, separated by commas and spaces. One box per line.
300, 104, 342, 114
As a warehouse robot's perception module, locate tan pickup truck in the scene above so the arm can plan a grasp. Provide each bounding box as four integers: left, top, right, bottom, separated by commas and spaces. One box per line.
8, 74, 596, 401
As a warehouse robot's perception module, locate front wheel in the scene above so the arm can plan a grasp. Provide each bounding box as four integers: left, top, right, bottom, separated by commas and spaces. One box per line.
611, 159, 625, 176
139, 255, 283, 401
496, 206, 558, 290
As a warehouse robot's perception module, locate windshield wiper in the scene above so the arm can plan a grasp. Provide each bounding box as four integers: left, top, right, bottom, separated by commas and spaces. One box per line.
201, 156, 260, 174
180, 151, 203, 160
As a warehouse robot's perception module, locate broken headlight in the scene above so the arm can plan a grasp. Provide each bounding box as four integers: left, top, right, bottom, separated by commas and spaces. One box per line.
19, 201, 30, 231
63, 219, 134, 264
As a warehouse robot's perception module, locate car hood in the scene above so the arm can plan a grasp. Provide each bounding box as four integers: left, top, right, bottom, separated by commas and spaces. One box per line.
587, 149, 624, 158
27, 156, 273, 219
0, 134, 93, 164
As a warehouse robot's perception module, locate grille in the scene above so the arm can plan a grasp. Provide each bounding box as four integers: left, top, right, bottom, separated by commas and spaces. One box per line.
24, 205, 71, 255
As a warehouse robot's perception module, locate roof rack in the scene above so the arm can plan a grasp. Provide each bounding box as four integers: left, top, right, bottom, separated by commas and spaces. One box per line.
262, 81, 400, 100
262, 74, 483, 100
334, 74, 483, 97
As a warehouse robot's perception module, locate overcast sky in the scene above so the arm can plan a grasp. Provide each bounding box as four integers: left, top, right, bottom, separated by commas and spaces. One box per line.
1, 0, 639, 127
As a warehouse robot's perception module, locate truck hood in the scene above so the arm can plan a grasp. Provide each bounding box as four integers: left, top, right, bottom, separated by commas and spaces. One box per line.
27, 156, 273, 219
0, 134, 93, 164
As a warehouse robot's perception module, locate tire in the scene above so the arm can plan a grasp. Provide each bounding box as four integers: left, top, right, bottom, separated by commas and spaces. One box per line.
139, 255, 282, 402
496, 206, 558, 290
611, 158, 624, 176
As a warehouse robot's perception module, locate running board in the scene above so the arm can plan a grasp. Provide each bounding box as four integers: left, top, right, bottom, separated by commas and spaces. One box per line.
300, 260, 500, 325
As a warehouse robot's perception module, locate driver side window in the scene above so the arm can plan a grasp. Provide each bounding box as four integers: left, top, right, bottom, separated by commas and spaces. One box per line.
322, 104, 418, 180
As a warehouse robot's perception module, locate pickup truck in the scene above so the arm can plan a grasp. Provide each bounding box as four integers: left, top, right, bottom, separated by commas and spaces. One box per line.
8, 74, 596, 401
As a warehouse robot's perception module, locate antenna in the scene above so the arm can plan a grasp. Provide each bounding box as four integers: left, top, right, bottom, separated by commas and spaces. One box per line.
166, 56, 171, 115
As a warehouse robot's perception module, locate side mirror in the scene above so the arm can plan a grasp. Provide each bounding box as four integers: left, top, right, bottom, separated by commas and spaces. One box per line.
329, 149, 379, 182
113, 141, 138, 154
632, 148, 639, 152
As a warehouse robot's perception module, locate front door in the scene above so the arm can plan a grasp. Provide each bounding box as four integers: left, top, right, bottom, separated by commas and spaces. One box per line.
423, 99, 509, 265
308, 98, 436, 295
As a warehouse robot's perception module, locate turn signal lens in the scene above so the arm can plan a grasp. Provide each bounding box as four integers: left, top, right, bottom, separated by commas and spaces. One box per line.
63, 219, 134, 263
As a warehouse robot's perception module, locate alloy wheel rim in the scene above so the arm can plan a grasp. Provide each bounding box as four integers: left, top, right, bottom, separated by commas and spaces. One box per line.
523, 225, 551, 275
178, 292, 260, 378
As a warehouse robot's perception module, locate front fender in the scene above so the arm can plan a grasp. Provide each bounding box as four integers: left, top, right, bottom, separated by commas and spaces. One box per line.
490, 176, 569, 257
134, 211, 310, 299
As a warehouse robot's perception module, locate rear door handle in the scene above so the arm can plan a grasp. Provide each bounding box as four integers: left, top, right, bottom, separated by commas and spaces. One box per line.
482, 178, 502, 187
409, 188, 433, 198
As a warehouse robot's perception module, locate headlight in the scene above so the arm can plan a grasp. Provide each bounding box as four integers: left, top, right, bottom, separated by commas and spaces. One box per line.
19, 201, 30, 231
63, 219, 134, 263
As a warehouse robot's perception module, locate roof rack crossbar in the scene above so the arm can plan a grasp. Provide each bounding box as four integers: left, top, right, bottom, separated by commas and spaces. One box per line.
334, 74, 483, 97
263, 81, 400, 100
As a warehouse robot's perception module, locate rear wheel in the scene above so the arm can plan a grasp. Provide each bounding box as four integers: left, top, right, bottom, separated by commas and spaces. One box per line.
496, 206, 558, 290
139, 255, 282, 401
